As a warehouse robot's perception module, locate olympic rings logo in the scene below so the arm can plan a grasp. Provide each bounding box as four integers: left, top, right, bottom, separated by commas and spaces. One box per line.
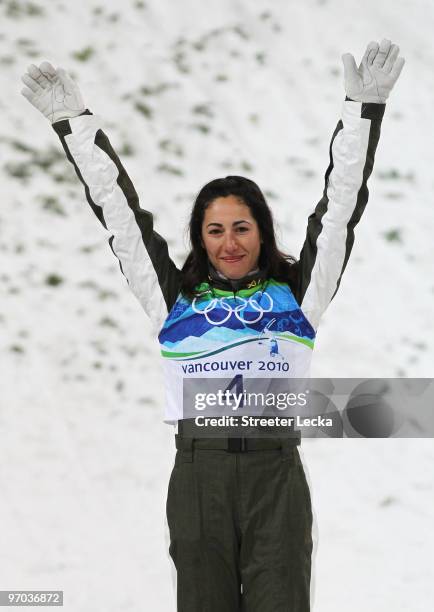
191, 293, 274, 325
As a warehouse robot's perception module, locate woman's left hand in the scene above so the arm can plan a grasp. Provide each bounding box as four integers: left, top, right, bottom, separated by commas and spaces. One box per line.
342, 38, 405, 103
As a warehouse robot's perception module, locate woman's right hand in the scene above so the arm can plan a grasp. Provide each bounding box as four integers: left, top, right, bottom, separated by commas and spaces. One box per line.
21, 62, 85, 124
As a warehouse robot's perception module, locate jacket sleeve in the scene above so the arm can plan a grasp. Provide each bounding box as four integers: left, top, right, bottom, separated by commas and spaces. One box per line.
52, 110, 182, 336
293, 99, 385, 331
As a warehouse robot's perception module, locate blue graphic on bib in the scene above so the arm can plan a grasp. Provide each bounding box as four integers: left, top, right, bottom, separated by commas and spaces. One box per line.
158, 281, 315, 358
270, 338, 279, 356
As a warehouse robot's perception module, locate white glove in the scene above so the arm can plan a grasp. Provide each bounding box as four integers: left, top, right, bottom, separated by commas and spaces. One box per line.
21, 61, 85, 124
342, 39, 405, 103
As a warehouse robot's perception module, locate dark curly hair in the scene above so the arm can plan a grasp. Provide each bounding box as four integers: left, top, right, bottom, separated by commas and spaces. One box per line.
180, 175, 298, 299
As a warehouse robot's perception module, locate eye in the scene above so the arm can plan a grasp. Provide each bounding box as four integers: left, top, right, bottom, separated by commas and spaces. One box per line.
236, 226, 249, 233
208, 229, 222, 235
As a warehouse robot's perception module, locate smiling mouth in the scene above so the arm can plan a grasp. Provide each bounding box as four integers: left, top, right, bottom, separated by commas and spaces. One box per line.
221, 256, 245, 263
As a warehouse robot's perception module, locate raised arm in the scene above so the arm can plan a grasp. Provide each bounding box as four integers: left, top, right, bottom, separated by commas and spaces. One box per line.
21, 62, 182, 336
293, 39, 405, 330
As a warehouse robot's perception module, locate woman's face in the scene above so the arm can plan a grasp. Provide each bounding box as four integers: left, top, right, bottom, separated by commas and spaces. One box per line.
201, 195, 262, 280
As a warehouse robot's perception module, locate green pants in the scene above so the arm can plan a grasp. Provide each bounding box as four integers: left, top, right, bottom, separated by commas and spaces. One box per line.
166, 436, 313, 611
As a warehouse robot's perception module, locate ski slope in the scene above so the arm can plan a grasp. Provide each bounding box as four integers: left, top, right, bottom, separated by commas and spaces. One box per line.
0, 0, 433, 610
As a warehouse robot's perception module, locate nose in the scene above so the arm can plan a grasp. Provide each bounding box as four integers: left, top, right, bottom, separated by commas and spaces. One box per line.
222, 232, 239, 252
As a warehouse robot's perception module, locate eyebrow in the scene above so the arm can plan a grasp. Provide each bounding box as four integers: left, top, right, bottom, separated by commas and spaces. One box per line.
206, 220, 252, 228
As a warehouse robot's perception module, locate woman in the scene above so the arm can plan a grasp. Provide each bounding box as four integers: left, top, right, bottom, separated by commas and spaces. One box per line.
21, 38, 404, 611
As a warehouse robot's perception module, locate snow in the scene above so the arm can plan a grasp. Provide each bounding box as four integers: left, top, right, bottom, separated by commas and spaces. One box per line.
0, 0, 433, 610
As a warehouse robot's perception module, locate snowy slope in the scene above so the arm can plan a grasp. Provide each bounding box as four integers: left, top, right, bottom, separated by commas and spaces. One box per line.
0, 0, 433, 610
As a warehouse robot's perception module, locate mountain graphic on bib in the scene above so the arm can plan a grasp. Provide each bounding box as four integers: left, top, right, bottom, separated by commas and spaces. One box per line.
158, 279, 315, 360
